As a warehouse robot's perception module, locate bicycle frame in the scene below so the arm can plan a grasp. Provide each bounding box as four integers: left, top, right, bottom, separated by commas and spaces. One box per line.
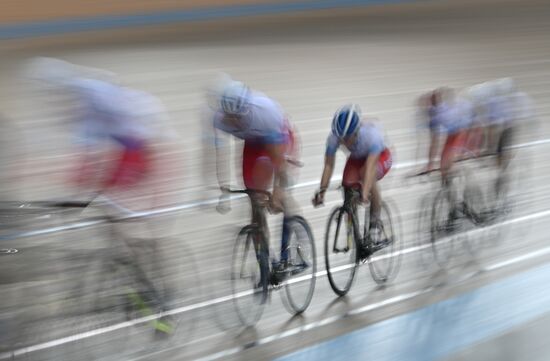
341, 187, 367, 248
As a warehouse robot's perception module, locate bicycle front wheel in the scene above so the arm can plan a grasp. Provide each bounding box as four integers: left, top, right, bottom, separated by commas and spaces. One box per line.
282, 216, 317, 314
367, 199, 403, 284
430, 189, 456, 267
231, 225, 268, 327
324, 207, 359, 297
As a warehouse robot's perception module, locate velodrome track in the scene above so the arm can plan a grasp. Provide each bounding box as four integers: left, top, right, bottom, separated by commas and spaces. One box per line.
1, 1, 550, 359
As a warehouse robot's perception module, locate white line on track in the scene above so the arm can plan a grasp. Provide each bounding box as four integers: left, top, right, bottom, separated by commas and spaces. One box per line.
192, 238, 550, 361
0, 136, 545, 241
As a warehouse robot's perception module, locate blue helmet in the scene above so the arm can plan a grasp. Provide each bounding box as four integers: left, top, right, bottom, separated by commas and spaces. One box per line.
220, 81, 250, 115
332, 104, 362, 139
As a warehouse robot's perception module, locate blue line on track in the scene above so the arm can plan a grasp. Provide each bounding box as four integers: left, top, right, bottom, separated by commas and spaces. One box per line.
276, 262, 550, 361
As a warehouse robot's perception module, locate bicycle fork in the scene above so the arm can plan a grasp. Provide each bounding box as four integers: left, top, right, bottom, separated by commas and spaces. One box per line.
332, 212, 351, 253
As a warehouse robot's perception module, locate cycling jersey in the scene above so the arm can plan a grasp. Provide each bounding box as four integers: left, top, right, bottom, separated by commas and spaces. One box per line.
68, 78, 169, 148
213, 91, 289, 146
488, 92, 534, 126
428, 99, 473, 134
66, 78, 172, 189
325, 122, 385, 159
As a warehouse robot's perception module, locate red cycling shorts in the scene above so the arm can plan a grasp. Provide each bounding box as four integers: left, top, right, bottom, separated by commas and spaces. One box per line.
342, 148, 392, 188
242, 127, 296, 191
104, 146, 151, 189
441, 131, 467, 169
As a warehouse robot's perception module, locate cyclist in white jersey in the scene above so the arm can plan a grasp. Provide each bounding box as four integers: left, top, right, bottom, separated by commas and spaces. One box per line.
26, 57, 178, 334
212, 79, 299, 271
312, 104, 392, 229
26, 57, 171, 192
419, 87, 473, 181
487, 78, 534, 193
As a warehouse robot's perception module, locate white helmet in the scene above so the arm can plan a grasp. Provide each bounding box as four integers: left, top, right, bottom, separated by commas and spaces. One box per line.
220, 81, 250, 115
25, 57, 117, 87
25, 57, 77, 87
467, 82, 492, 103
493, 77, 516, 96
205, 73, 232, 110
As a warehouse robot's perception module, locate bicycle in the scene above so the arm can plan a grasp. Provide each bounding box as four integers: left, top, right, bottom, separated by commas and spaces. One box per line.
221, 188, 316, 327
414, 160, 509, 268
323, 184, 402, 297
1, 199, 197, 359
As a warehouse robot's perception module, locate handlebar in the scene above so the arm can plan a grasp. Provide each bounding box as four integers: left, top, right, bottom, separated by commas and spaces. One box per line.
35, 201, 92, 209
217, 188, 274, 214
222, 188, 272, 199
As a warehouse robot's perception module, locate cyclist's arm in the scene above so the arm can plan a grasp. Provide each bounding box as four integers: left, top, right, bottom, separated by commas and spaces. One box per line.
265, 143, 288, 188
214, 129, 231, 190
320, 155, 336, 191
427, 130, 439, 170
362, 153, 380, 202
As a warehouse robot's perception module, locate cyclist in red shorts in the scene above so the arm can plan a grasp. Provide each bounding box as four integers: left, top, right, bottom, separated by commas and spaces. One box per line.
26, 57, 173, 195
312, 104, 392, 232
420, 87, 473, 182
213, 79, 299, 272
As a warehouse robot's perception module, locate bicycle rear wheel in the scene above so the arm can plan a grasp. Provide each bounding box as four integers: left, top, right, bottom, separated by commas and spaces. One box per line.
367, 200, 403, 284
281, 216, 316, 314
231, 225, 268, 327
324, 207, 359, 297
66, 249, 133, 361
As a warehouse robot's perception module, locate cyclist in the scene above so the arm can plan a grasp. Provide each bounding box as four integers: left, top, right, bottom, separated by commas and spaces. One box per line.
420, 87, 473, 182
486, 78, 534, 192
26, 57, 173, 195
26, 57, 176, 334
212, 78, 299, 274
312, 104, 392, 233
463, 82, 492, 158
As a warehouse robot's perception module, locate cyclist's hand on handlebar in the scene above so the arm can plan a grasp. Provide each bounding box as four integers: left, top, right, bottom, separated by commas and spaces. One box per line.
312, 189, 326, 207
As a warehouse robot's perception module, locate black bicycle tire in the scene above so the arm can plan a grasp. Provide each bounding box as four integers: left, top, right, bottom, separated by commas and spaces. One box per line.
324, 206, 359, 297
367, 199, 403, 284
430, 189, 455, 267
282, 215, 317, 314
231, 225, 267, 327
416, 193, 436, 268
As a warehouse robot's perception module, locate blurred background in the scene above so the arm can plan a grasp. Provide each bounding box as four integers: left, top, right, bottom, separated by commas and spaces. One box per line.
1, 0, 549, 360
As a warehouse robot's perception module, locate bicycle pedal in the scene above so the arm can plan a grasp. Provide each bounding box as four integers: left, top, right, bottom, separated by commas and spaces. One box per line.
289, 263, 308, 276
359, 246, 371, 262
372, 238, 392, 252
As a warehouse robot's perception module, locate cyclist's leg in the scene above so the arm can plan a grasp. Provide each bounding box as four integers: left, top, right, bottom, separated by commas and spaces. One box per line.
342, 157, 363, 190
495, 125, 515, 195
242, 141, 273, 192
277, 130, 299, 266
104, 141, 151, 190
465, 125, 484, 158
440, 131, 467, 182
497, 125, 514, 170
242, 141, 273, 277
440, 131, 467, 217
370, 148, 393, 226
